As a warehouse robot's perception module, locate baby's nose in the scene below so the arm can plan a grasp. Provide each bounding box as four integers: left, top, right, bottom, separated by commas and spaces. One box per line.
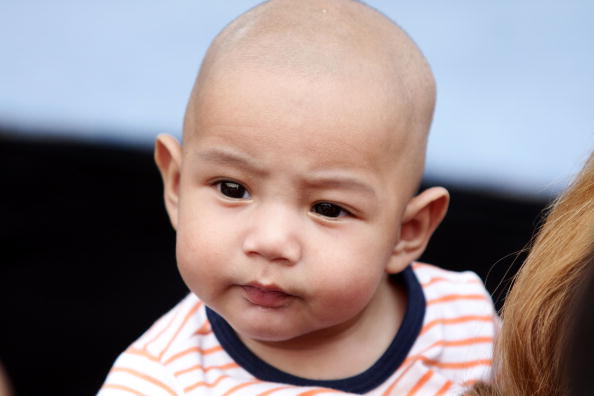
242, 204, 302, 264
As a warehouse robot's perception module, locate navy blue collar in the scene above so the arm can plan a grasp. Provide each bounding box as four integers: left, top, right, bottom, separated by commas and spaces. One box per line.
206, 265, 425, 394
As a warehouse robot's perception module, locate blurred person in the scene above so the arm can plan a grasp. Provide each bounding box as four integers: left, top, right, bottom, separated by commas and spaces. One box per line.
467, 151, 594, 395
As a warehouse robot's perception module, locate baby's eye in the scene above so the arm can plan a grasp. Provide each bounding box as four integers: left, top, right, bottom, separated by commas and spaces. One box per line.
216, 180, 251, 199
311, 202, 350, 218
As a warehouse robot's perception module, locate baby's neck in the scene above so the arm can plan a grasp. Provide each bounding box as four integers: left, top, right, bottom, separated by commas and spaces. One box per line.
239, 276, 407, 380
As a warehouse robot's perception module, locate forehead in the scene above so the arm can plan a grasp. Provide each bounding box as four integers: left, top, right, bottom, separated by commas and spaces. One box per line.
186, 67, 414, 171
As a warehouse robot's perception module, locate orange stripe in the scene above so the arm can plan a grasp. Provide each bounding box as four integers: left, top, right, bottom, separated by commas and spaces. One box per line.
298, 388, 343, 395
427, 294, 488, 305
434, 380, 453, 396
418, 336, 494, 353
126, 347, 161, 363
159, 302, 202, 359
102, 383, 146, 396
222, 379, 261, 396
420, 315, 494, 336
421, 276, 482, 288
402, 337, 493, 366
174, 362, 240, 377
382, 362, 416, 395
257, 385, 294, 396
194, 320, 212, 335
407, 370, 434, 396
112, 367, 176, 396
438, 336, 493, 347
164, 345, 223, 365
412, 262, 432, 269
462, 379, 478, 387
421, 277, 449, 288
416, 357, 492, 369
184, 374, 228, 392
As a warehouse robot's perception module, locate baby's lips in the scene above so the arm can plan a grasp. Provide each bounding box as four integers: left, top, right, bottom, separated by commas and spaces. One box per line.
241, 283, 292, 308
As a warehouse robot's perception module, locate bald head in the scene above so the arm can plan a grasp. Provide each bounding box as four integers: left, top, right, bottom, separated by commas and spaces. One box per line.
183, 0, 436, 193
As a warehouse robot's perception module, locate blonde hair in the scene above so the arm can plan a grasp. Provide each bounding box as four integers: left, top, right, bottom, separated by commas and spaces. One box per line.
468, 151, 594, 396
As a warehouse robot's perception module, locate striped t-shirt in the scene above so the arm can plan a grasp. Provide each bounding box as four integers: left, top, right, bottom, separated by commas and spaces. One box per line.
99, 263, 497, 395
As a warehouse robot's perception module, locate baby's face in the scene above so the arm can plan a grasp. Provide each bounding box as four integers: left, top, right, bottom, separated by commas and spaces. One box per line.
175, 68, 416, 343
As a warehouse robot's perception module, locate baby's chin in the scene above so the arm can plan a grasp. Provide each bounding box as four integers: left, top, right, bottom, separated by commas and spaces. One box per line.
238, 327, 301, 344
229, 312, 313, 344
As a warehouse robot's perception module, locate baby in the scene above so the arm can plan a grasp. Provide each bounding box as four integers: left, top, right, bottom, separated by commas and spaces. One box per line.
99, 0, 497, 394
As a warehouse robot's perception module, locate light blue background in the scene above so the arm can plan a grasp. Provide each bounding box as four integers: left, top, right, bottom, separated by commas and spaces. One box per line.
1, 1, 592, 198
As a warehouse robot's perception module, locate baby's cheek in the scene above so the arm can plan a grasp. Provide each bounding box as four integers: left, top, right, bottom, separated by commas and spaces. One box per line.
175, 229, 220, 298
314, 269, 380, 319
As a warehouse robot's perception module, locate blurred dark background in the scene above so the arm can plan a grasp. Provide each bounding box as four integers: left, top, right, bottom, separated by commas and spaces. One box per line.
1, 133, 548, 395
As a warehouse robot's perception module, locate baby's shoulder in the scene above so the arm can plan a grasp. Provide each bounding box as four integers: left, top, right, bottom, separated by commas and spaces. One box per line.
412, 261, 492, 300
407, 262, 497, 391
131, 293, 210, 359
411, 261, 497, 328
99, 294, 214, 395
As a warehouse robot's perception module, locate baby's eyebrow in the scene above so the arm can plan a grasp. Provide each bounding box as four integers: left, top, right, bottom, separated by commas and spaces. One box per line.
194, 148, 376, 198
303, 174, 377, 199
194, 148, 266, 176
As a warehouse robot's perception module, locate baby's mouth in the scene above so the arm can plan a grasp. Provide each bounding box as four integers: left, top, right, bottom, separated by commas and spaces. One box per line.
241, 283, 293, 308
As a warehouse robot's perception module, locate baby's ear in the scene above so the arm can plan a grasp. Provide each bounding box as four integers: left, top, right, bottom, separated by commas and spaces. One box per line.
154, 134, 182, 230
387, 187, 449, 273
